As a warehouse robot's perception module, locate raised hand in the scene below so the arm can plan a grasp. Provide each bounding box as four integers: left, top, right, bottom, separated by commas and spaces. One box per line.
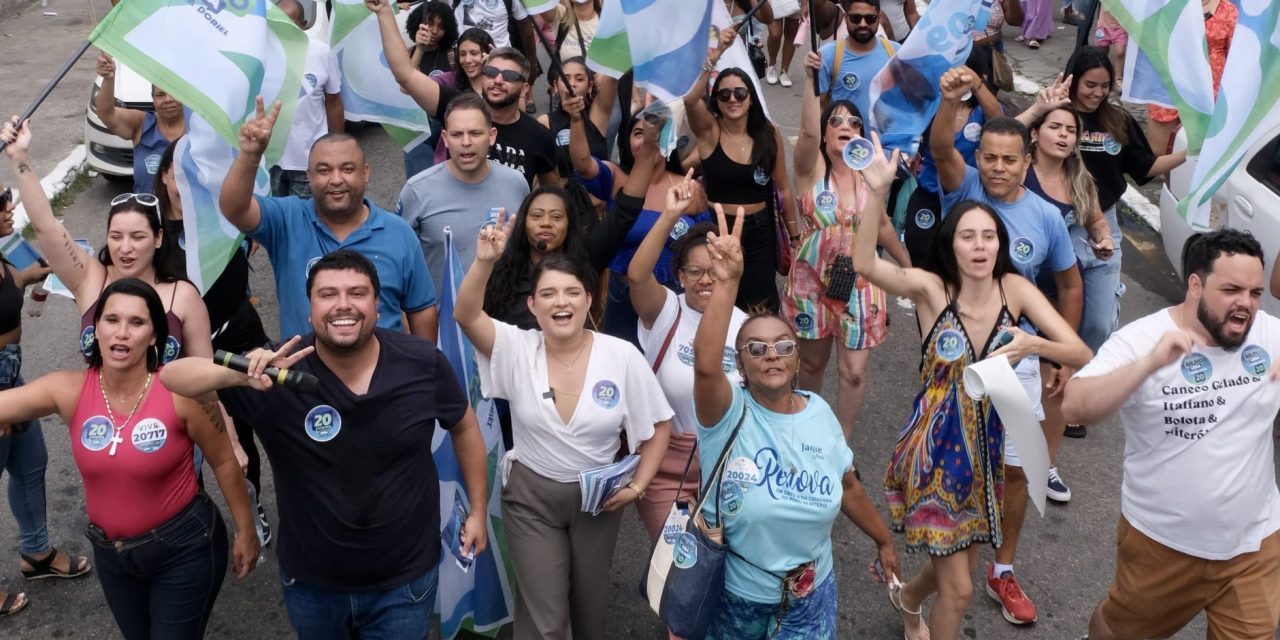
415, 24, 435, 47
716, 25, 738, 53
939, 66, 979, 102
474, 208, 513, 264
562, 94, 587, 120
240, 336, 315, 391
96, 53, 116, 80
237, 96, 281, 157
861, 131, 902, 195
1147, 329, 1197, 370
1035, 73, 1073, 114
708, 204, 746, 283
1, 116, 32, 158
364, 0, 390, 14
664, 168, 697, 215
804, 50, 821, 72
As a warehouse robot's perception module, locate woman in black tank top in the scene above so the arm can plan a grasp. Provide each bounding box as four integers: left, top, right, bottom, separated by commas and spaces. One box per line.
684, 29, 798, 313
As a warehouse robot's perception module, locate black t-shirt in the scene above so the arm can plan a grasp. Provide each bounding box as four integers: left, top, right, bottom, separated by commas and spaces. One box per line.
218, 329, 468, 591
548, 109, 607, 178
1078, 109, 1157, 213
435, 85, 557, 185
163, 220, 269, 351
413, 45, 452, 76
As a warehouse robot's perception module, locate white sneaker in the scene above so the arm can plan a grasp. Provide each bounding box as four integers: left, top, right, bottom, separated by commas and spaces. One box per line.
765, 66, 779, 85
779, 71, 793, 87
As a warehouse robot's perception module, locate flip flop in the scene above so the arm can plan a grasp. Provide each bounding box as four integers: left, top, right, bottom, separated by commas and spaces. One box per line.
888, 576, 931, 640
0, 591, 28, 618
20, 549, 92, 580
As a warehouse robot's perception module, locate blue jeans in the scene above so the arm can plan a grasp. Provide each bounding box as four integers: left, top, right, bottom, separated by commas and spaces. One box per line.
1071, 206, 1124, 352
270, 166, 313, 198
706, 572, 838, 640
280, 564, 438, 640
86, 493, 229, 640
0, 345, 51, 557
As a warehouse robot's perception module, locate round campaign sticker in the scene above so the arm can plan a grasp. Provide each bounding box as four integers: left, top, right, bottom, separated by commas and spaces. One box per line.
80, 326, 97, 357
794, 312, 815, 333
1011, 237, 1035, 264
842, 137, 875, 171
592, 381, 620, 409
841, 72, 860, 91
131, 418, 169, 454
721, 346, 738, 373
753, 166, 769, 186
555, 128, 571, 147
304, 404, 343, 442
670, 217, 690, 240
724, 456, 761, 489
1103, 136, 1122, 156
80, 415, 114, 452
144, 154, 162, 176
1095, 28, 1106, 40
815, 190, 838, 215
673, 532, 699, 569
962, 122, 982, 143
1180, 352, 1213, 384
935, 328, 966, 363
1241, 345, 1270, 378
304, 73, 318, 91
177, 232, 187, 251
721, 481, 745, 516
914, 209, 936, 230
162, 335, 181, 364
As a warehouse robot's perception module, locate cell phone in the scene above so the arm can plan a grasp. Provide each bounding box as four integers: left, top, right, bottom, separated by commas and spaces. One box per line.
994, 329, 1015, 348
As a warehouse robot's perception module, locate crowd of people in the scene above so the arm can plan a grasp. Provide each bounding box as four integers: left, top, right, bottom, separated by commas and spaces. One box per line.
0, 0, 1276, 639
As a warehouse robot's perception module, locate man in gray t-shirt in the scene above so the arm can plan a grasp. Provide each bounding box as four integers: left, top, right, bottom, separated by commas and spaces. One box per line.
397, 93, 529, 292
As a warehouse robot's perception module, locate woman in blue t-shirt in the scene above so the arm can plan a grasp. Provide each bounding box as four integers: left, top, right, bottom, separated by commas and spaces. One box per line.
690, 203, 899, 639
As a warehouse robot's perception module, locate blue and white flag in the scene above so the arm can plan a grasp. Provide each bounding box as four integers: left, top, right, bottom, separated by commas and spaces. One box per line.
330, 0, 434, 135
868, 0, 992, 154
1120, 44, 1175, 109
433, 228, 514, 640
588, 0, 714, 103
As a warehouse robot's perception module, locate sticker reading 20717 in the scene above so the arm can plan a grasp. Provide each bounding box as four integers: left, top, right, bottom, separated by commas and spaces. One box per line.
304, 405, 342, 442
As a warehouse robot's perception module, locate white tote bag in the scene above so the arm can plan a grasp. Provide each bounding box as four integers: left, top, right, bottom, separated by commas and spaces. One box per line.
770, 0, 802, 18
645, 503, 691, 613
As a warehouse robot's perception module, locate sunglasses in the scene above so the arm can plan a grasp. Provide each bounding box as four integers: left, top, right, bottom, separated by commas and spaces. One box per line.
738, 339, 798, 358
0, 187, 11, 209
846, 12, 878, 24
827, 114, 863, 129
111, 192, 160, 209
482, 65, 526, 83
679, 266, 717, 282
715, 87, 750, 103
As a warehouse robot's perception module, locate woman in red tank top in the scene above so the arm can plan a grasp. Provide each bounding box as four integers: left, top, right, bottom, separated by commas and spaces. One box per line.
0, 279, 258, 639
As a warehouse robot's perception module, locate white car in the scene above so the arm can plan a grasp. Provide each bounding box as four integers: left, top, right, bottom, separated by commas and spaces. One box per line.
83, 0, 324, 181
1159, 124, 1280, 316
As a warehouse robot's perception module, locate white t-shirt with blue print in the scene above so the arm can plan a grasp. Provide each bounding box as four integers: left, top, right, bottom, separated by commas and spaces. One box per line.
696, 385, 853, 604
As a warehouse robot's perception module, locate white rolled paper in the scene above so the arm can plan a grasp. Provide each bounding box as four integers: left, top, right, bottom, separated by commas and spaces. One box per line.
963, 355, 1050, 517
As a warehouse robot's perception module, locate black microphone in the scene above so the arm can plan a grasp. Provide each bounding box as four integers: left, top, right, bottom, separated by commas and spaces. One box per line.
214, 350, 320, 393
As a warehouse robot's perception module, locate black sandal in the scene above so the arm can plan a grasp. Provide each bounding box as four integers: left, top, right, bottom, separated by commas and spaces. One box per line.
0, 591, 28, 617
20, 549, 92, 580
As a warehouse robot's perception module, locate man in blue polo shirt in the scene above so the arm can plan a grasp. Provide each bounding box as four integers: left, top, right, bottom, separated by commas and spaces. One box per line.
932, 67, 1084, 629
221, 98, 438, 340
817, 0, 896, 128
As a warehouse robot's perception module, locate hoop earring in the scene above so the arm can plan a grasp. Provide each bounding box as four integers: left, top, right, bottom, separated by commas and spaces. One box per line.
149, 344, 160, 369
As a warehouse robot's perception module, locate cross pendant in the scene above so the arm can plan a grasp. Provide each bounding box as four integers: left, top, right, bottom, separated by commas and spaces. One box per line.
108, 433, 124, 456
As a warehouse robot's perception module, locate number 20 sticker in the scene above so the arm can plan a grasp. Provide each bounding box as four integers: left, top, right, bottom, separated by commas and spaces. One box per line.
936, 329, 966, 363
304, 405, 342, 442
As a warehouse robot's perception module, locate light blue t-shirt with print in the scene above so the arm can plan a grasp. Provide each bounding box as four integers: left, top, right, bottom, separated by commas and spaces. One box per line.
696, 385, 854, 604
817, 38, 893, 131
250, 195, 437, 338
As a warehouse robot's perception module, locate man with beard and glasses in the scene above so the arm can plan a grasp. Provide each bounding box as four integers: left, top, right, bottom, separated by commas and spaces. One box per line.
160, 250, 490, 639
1064, 229, 1280, 640
221, 98, 439, 341
817, 0, 897, 131
369, 0, 557, 187
396, 93, 528, 293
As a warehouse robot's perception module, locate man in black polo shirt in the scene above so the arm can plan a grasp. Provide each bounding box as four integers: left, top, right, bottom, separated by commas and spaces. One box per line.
160, 250, 488, 638
368, 0, 558, 187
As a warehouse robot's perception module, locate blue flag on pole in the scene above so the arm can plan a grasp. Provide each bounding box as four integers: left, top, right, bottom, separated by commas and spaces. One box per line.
433, 228, 514, 639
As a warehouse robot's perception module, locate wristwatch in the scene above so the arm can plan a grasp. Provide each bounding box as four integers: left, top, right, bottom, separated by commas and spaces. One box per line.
627, 481, 646, 499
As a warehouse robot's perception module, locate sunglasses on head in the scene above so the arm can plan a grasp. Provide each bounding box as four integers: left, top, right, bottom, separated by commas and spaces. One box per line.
482, 65, 526, 83
110, 192, 160, 211
846, 12, 878, 24
715, 87, 750, 103
738, 339, 798, 358
827, 114, 863, 129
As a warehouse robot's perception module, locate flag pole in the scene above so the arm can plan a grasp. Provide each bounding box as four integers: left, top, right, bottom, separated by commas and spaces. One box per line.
808, 0, 820, 96
0, 39, 94, 152
532, 22, 576, 99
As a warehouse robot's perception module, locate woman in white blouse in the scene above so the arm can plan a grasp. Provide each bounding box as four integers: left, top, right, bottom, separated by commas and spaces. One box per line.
454, 213, 673, 640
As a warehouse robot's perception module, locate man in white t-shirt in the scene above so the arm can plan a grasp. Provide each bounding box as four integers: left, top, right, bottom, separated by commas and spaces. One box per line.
453, 0, 540, 84
1064, 229, 1280, 640
274, 0, 345, 198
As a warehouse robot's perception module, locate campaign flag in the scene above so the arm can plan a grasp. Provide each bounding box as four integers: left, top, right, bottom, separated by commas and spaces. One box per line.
330, 0, 433, 134
868, 0, 992, 154
171, 116, 271, 293
89, 0, 309, 167
521, 0, 560, 15
433, 227, 514, 640
1103, 0, 1213, 153
1120, 44, 1175, 109
709, 0, 770, 118
1180, 0, 1280, 227
587, 0, 714, 104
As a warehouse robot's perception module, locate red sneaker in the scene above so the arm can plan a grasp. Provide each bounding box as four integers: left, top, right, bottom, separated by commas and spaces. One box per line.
986, 569, 1038, 625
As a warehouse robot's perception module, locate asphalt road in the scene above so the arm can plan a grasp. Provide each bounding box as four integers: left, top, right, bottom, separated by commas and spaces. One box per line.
0, 1, 1240, 638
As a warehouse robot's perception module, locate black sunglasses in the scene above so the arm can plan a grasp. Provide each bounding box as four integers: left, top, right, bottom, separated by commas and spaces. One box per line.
0, 187, 11, 209
715, 87, 750, 103
827, 115, 863, 129
482, 65, 526, 83
846, 12, 878, 24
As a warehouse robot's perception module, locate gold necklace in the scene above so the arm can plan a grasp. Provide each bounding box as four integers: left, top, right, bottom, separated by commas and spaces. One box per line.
547, 334, 591, 374
98, 371, 153, 457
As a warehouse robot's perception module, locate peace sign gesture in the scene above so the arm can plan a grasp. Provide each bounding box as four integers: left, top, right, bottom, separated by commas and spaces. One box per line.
1033, 72, 1073, 116
474, 207, 513, 264
708, 203, 745, 283
237, 96, 282, 157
